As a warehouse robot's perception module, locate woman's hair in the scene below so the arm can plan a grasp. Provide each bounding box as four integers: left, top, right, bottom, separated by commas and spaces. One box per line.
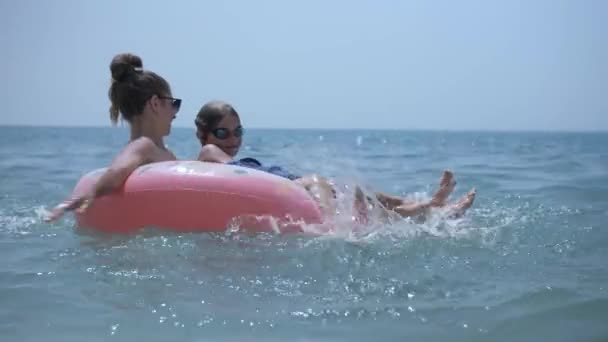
194, 101, 240, 141
108, 53, 171, 124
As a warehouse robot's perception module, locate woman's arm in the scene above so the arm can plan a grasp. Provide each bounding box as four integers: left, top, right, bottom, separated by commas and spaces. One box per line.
45, 138, 157, 222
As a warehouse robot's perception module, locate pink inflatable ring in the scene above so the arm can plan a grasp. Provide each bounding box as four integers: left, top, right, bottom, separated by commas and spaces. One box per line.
71, 161, 323, 233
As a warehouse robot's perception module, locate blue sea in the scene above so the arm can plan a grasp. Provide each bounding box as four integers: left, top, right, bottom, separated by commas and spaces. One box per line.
1, 126, 607, 341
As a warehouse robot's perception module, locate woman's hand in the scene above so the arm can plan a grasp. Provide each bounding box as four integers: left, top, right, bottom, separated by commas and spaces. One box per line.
44, 192, 94, 222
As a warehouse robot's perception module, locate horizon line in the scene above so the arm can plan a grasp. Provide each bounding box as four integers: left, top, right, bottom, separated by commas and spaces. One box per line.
0, 123, 607, 134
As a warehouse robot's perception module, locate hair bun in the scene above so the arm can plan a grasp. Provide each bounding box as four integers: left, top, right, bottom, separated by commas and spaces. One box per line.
110, 53, 143, 82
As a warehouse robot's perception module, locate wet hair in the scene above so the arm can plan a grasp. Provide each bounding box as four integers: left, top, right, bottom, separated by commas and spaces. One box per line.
108, 53, 171, 124
194, 101, 240, 143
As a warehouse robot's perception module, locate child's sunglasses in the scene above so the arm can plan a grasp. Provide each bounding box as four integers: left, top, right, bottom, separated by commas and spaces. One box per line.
211, 127, 244, 140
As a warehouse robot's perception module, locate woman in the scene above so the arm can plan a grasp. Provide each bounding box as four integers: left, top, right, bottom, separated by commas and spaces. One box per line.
46, 53, 181, 222
194, 100, 476, 221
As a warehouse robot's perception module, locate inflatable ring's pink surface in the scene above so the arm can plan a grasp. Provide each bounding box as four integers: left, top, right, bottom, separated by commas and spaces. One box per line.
72, 161, 323, 233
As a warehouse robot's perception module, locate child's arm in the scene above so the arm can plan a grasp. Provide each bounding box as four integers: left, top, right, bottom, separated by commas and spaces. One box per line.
197, 144, 233, 163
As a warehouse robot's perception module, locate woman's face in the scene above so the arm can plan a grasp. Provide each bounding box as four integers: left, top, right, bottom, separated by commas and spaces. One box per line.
203, 114, 243, 157
152, 93, 181, 136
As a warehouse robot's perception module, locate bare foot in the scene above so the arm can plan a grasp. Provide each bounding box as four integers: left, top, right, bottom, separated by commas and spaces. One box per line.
446, 188, 476, 218
430, 170, 456, 207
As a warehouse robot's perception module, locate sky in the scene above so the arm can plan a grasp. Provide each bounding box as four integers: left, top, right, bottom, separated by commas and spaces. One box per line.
1, 0, 606, 131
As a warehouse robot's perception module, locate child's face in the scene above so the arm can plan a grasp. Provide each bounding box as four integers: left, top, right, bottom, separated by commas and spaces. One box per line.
204, 114, 243, 157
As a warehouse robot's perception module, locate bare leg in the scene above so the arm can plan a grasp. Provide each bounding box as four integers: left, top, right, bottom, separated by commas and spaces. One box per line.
374, 192, 404, 209
387, 171, 471, 220
429, 170, 456, 207
392, 201, 432, 218
294, 172, 475, 223
393, 187, 476, 219
295, 176, 379, 224
375, 170, 455, 210
294, 175, 337, 217
445, 188, 476, 218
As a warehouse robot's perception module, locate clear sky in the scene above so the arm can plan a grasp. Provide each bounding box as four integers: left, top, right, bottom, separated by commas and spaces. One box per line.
1, 0, 606, 131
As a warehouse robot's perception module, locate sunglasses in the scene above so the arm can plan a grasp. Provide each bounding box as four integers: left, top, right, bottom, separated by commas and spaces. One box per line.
158, 96, 182, 111
211, 126, 244, 140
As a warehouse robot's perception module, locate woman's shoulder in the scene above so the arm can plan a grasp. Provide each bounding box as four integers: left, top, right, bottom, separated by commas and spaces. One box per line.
125, 137, 160, 154
127, 137, 175, 162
